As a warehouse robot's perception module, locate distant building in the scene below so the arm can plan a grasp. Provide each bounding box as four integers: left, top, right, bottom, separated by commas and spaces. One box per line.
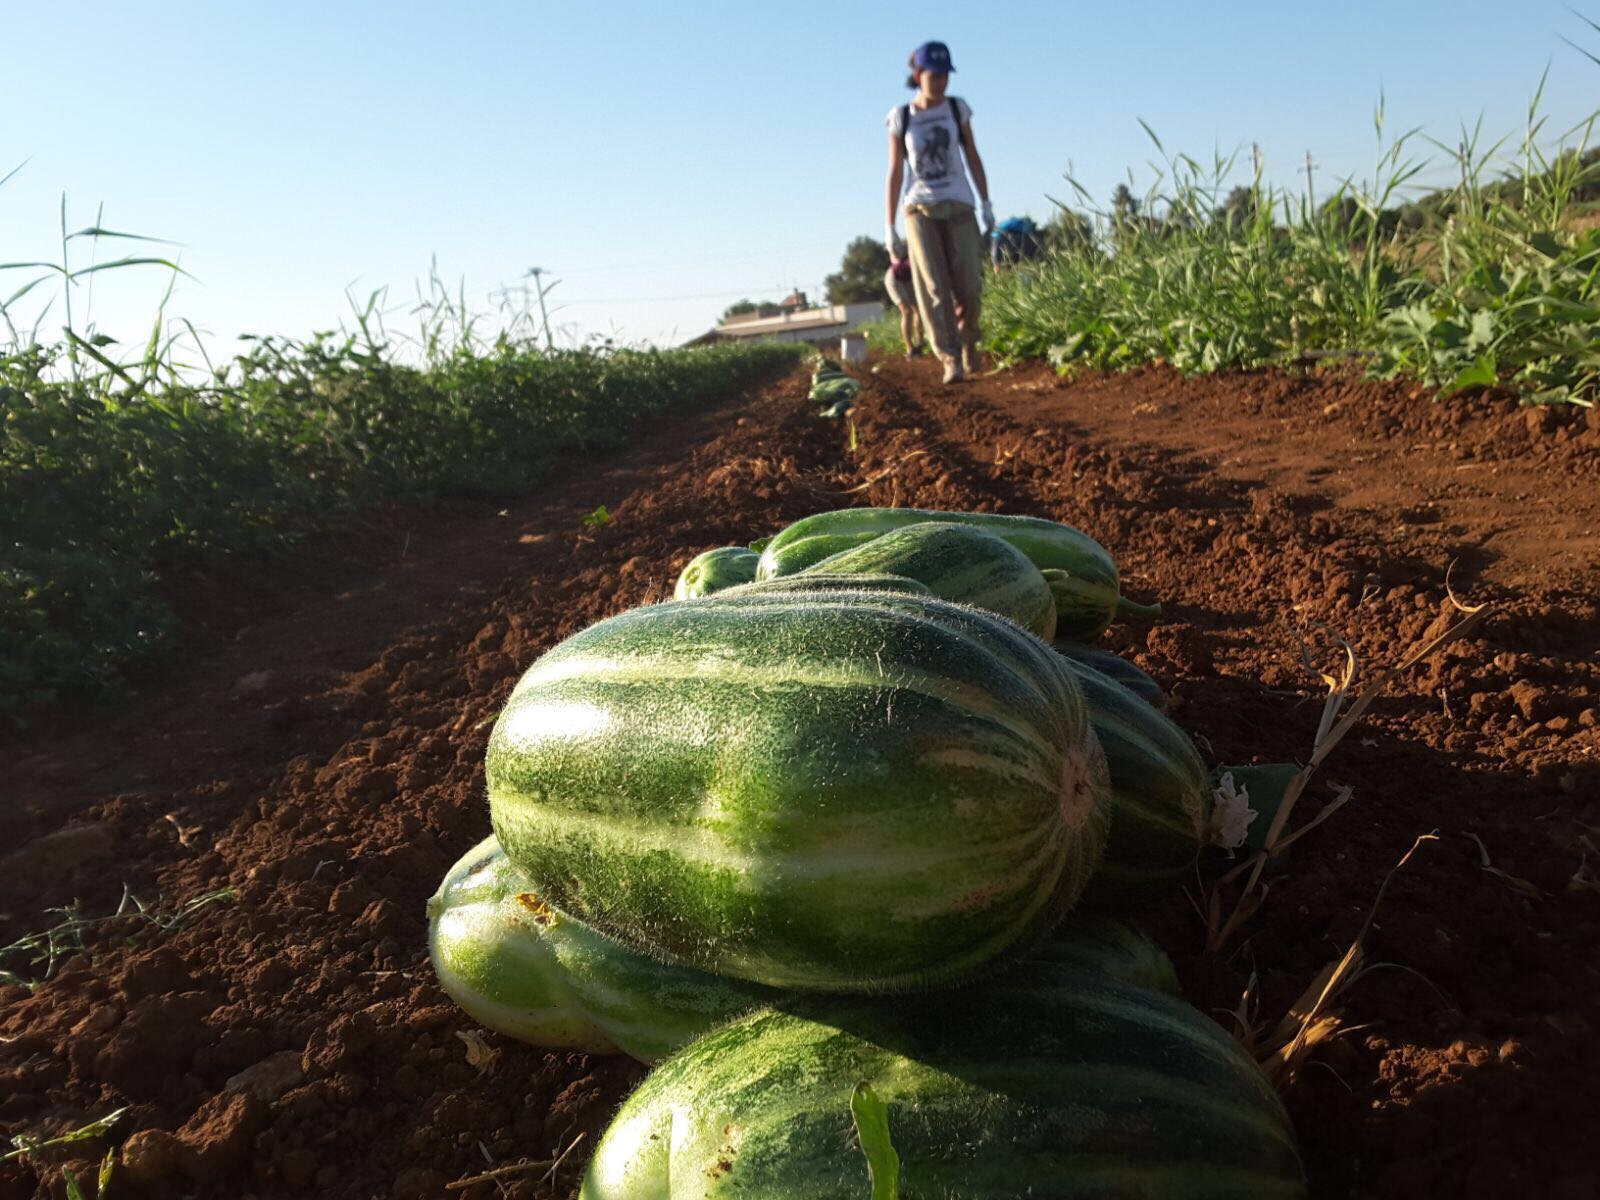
685, 297, 885, 353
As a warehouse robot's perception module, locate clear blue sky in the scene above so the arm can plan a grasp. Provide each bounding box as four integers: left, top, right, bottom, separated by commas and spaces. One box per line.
5, 0, 1599, 355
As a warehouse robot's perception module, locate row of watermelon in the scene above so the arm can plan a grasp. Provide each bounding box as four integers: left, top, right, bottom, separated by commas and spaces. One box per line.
425, 506, 1305, 1196
678, 506, 1160, 641
807, 358, 861, 418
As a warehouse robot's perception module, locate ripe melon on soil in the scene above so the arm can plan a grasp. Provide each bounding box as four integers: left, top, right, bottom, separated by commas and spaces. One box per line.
487, 588, 1111, 992
580, 962, 1306, 1199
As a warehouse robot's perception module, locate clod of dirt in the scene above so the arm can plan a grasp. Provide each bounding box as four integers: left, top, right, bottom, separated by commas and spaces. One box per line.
68, 1006, 120, 1039
3, 823, 115, 887
93, 991, 214, 1101
1144, 623, 1216, 675
1523, 407, 1557, 438
194, 1027, 269, 1082
122, 947, 197, 999
224, 1050, 305, 1103
356, 897, 403, 937
1507, 680, 1556, 723
176, 1089, 266, 1183
300, 1008, 379, 1078
121, 1128, 183, 1188
327, 877, 380, 918
394, 1166, 449, 1197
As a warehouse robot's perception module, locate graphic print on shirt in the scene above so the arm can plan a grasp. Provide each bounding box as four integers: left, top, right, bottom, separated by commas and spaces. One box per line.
890, 98, 976, 210
917, 123, 952, 180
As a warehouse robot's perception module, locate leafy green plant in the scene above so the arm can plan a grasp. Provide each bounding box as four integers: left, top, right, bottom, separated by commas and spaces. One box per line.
2, 1110, 127, 1167
858, 309, 907, 356
983, 90, 1600, 408
0, 193, 187, 381
0, 885, 236, 989
61, 1150, 115, 1200
0, 205, 803, 721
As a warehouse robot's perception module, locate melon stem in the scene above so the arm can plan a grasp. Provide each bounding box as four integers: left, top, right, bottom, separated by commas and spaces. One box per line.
1116, 596, 1162, 620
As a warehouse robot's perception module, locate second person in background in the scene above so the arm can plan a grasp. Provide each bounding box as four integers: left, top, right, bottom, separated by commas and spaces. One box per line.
884, 255, 924, 357
885, 40, 995, 385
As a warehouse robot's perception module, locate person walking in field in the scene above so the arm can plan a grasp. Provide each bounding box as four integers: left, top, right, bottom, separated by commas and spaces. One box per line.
885, 40, 995, 384
883, 255, 925, 357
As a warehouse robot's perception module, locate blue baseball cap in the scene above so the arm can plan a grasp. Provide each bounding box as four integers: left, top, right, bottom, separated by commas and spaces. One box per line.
911, 41, 955, 73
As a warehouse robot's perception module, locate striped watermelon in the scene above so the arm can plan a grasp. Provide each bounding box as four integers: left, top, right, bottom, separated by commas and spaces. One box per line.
714, 572, 933, 600
428, 840, 1171, 1063
1032, 914, 1182, 997
1055, 643, 1167, 709
487, 589, 1110, 992
799, 521, 1057, 639
756, 507, 1117, 582
580, 961, 1306, 1199
755, 507, 1155, 616
673, 547, 761, 600
1044, 569, 1161, 640
426, 835, 775, 1061
1063, 658, 1208, 909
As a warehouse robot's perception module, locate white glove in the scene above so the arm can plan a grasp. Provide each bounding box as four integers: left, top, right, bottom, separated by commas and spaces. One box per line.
981, 199, 996, 235
886, 225, 908, 260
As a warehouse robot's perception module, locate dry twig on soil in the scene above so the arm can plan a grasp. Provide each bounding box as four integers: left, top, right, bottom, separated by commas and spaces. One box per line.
1256, 833, 1440, 1086
444, 1133, 586, 1192
843, 449, 927, 494
1203, 577, 1488, 953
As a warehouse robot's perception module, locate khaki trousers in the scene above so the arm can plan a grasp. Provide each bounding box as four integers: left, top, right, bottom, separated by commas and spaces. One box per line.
905, 201, 984, 362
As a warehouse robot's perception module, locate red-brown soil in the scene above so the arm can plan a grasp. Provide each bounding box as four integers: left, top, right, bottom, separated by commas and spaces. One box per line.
2, 357, 1597, 1199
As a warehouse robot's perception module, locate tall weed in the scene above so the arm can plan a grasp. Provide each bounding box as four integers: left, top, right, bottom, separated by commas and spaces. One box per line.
984, 96, 1600, 407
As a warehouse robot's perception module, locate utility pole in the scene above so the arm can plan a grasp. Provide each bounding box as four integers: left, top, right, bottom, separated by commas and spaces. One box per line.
1304, 150, 1317, 214
527, 267, 557, 351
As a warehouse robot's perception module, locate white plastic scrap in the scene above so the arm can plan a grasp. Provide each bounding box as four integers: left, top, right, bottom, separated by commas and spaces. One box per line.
1209, 771, 1257, 852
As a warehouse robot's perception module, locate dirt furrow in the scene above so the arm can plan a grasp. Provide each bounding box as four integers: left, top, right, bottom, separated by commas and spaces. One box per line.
0, 371, 854, 1199
851, 360, 1599, 1199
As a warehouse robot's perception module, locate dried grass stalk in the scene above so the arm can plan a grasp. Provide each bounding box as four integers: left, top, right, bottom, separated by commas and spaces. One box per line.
1205, 577, 1487, 952
1257, 832, 1438, 1086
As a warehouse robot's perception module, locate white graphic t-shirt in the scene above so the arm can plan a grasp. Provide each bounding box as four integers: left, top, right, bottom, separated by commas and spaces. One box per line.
888, 97, 976, 210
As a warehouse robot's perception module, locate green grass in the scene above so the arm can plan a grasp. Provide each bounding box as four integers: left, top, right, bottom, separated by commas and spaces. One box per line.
3, 1111, 126, 1168
982, 90, 1600, 407
0, 885, 237, 989
6, 1110, 122, 1200
859, 308, 909, 357
0, 232, 803, 721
